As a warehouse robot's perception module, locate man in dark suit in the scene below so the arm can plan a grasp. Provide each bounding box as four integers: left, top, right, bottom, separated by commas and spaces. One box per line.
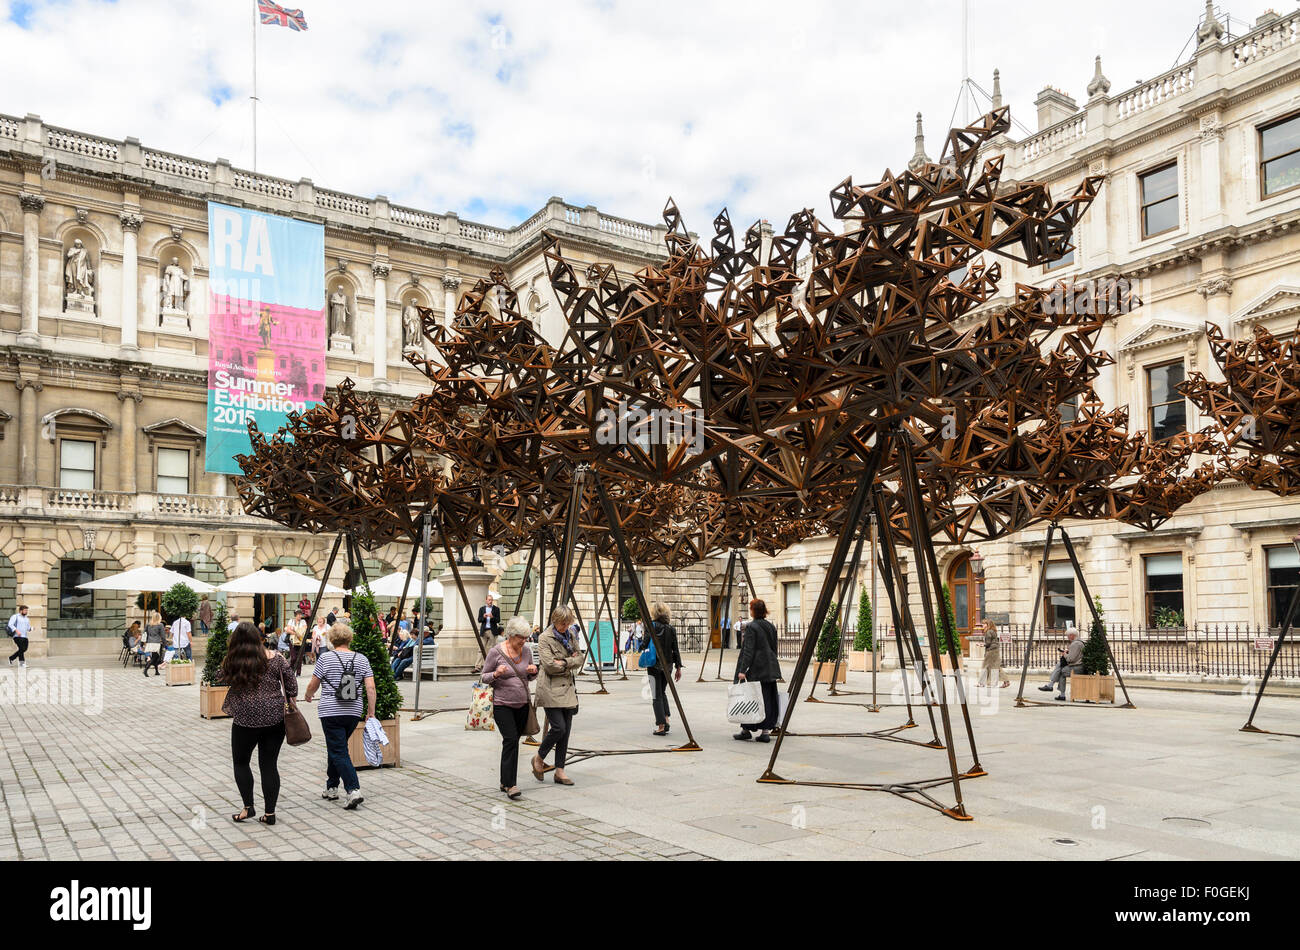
476, 594, 502, 641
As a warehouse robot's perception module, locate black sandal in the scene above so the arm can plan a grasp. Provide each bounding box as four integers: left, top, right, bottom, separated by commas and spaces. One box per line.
259, 814, 276, 825
232, 807, 255, 822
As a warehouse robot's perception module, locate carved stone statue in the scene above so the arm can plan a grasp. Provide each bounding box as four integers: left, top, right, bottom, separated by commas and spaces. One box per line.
402, 299, 422, 349
64, 239, 95, 299
161, 257, 190, 312
329, 288, 351, 337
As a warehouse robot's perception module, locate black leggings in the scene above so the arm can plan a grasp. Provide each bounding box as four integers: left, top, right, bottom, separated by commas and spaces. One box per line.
743, 681, 780, 732
231, 721, 286, 812
648, 667, 670, 726
492, 704, 529, 788
537, 707, 575, 769
8, 636, 28, 663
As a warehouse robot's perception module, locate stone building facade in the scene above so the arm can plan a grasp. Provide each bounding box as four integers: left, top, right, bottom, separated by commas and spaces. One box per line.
737, 5, 1300, 653
0, 112, 673, 656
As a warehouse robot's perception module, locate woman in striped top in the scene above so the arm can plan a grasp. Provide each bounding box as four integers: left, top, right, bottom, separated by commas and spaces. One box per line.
302, 623, 376, 810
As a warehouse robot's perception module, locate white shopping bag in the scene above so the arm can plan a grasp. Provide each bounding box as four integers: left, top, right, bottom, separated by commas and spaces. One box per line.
726, 681, 764, 723
776, 688, 790, 728
641, 675, 656, 704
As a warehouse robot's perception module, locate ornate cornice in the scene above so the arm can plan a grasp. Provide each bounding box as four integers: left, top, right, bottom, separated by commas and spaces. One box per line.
1196, 276, 1233, 299
115, 390, 144, 404
442, 274, 462, 290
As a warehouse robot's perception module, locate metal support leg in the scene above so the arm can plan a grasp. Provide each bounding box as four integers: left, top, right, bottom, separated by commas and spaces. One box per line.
1014, 524, 1056, 706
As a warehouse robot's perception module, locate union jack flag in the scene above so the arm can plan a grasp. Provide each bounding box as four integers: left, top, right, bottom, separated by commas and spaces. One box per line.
258, 0, 308, 31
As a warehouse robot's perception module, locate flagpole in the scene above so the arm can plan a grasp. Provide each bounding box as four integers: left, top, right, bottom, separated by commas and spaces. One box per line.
252, 0, 259, 172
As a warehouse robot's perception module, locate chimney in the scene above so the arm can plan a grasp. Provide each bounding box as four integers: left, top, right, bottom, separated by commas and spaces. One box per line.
1035, 86, 1078, 130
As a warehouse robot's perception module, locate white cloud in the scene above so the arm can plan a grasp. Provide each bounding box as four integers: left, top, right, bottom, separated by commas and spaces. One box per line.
2, 0, 1240, 235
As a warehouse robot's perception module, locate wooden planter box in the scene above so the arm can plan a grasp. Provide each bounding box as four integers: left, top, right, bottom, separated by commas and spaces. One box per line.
848, 650, 869, 672
199, 682, 230, 719
813, 661, 847, 684
1071, 673, 1115, 703
348, 717, 400, 769
165, 663, 195, 687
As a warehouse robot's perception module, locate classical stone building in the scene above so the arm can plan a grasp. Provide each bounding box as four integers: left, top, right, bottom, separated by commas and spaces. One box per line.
0, 112, 681, 656
737, 4, 1300, 657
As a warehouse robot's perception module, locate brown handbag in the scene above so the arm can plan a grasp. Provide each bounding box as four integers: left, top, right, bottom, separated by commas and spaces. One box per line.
284, 699, 312, 746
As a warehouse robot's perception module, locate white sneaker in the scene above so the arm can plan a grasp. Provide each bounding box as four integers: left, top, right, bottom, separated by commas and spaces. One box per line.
321, 786, 338, 801
18, 661, 25, 668
344, 789, 364, 810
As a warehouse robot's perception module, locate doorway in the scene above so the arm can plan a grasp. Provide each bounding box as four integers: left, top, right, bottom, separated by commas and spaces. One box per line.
946, 553, 981, 654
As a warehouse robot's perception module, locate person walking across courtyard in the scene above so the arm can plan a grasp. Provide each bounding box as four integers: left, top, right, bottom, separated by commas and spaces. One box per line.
198, 594, 213, 637
172, 611, 193, 661
733, 598, 781, 742
221, 622, 297, 825
303, 623, 376, 809
647, 603, 683, 737
977, 619, 1009, 688
481, 617, 538, 800
7, 604, 32, 667
531, 606, 584, 787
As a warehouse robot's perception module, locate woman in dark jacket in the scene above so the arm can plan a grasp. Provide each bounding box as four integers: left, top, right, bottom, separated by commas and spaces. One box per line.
734, 598, 782, 742
648, 603, 683, 737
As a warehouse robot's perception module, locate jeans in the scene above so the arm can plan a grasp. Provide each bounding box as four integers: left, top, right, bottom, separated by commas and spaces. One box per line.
492, 704, 529, 787
648, 667, 670, 726
199, 620, 209, 636
741, 680, 779, 732
537, 706, 575, 770
231, 721, 285, 812
392, 656, 413, 678
319, 715, 361, 792
179, 644, 193, 661
288, 644, 303, 676
8, 636, 28, 663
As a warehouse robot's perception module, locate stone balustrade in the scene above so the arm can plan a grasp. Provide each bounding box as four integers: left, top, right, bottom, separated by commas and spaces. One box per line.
0, 485, 264, 525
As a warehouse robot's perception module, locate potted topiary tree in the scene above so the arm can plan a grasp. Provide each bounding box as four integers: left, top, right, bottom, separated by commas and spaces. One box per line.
346, 587, 402, 768
935, 584, 962, 673
160, 582, 198, 686
813, 601, 847, 684
1072, 597, 1115, 703
621, 596, 643, 665
849, 589, 873, 672
200, 600, 230, 719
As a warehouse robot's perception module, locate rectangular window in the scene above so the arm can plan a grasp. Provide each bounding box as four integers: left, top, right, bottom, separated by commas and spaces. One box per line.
1145, 553, 1184, 627
60, 559, 94, 619
1139, 162, 1179, 238
783, 580, 801, 633
1147, 361, 1186, 441
156, 447, 190, 494
59, 439, 95, 490
1059, 395, 1079, 424
1044, 561, 1077, 630
1260, 112, 1300, 198
1266, 545, 1300, 629
1045, 248, 1075, 271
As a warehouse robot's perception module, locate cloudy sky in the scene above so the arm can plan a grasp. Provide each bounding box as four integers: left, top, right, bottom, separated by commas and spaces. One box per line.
1, 1, 1264, 232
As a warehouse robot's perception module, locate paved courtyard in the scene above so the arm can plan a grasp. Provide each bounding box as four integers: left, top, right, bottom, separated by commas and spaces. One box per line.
1, 655, 1298, 861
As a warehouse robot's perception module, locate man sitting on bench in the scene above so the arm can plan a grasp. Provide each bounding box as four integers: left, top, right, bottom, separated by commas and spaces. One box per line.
1039, 630, 1083, 701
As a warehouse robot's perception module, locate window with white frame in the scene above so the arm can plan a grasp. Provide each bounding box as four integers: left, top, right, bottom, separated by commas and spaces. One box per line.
1265, 545, 1300, 629
1139, 162, 1179, 238
782, 580, 801, 633
59, 439, 95, 490
1146, 361, 1186, 441
1260, 112, 1300, 198
156, 447, 190, 494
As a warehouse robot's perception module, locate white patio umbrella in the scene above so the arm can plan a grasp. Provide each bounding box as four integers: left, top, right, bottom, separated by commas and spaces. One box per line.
218, 568, 346, 596
79, 566, 217, 595
352, 571, 443, 599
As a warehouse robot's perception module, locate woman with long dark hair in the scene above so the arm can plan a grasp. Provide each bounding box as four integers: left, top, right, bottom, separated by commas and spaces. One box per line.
221, 621, 297, 825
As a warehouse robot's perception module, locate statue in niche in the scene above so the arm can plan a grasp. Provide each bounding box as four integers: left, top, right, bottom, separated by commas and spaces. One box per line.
64, 239, 95, 300
402, 299, 422, 349
160, 257, 190, 312
329, 287, 351, 337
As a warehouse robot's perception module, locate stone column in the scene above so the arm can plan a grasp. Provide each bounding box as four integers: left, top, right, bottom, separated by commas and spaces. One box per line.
442, 274, 461, 327
117, 388, 142, 494
15, 377, 42, 485
119, 212, 143, 350
18, 192, 44, 345
17, 532, 50, 659
233, 533, 256, 621
1199, 276, 1233, 385
372, 262, 390, 384
436, 562, 495, 673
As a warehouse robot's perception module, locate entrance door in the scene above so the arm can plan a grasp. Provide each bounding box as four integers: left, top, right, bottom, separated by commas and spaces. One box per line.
709, 595, 723, 649
946, 554, 980, 654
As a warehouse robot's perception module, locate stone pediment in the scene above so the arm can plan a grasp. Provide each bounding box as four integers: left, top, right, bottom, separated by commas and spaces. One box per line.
141, 418, 206, 439
1118, 319, 1203, 354
41, 407, 113, 431
1231, 285, 1300, 336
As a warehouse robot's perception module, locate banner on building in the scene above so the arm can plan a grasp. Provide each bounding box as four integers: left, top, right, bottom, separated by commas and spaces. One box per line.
205, 202, 325, 474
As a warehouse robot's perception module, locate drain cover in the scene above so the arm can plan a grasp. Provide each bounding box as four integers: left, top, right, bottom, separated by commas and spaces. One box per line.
1162, 816, 1212, 828
1053, 838, 1079, 846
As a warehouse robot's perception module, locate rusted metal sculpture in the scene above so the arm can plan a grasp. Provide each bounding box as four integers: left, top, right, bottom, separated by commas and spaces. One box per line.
1183, 321, 1300, 736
